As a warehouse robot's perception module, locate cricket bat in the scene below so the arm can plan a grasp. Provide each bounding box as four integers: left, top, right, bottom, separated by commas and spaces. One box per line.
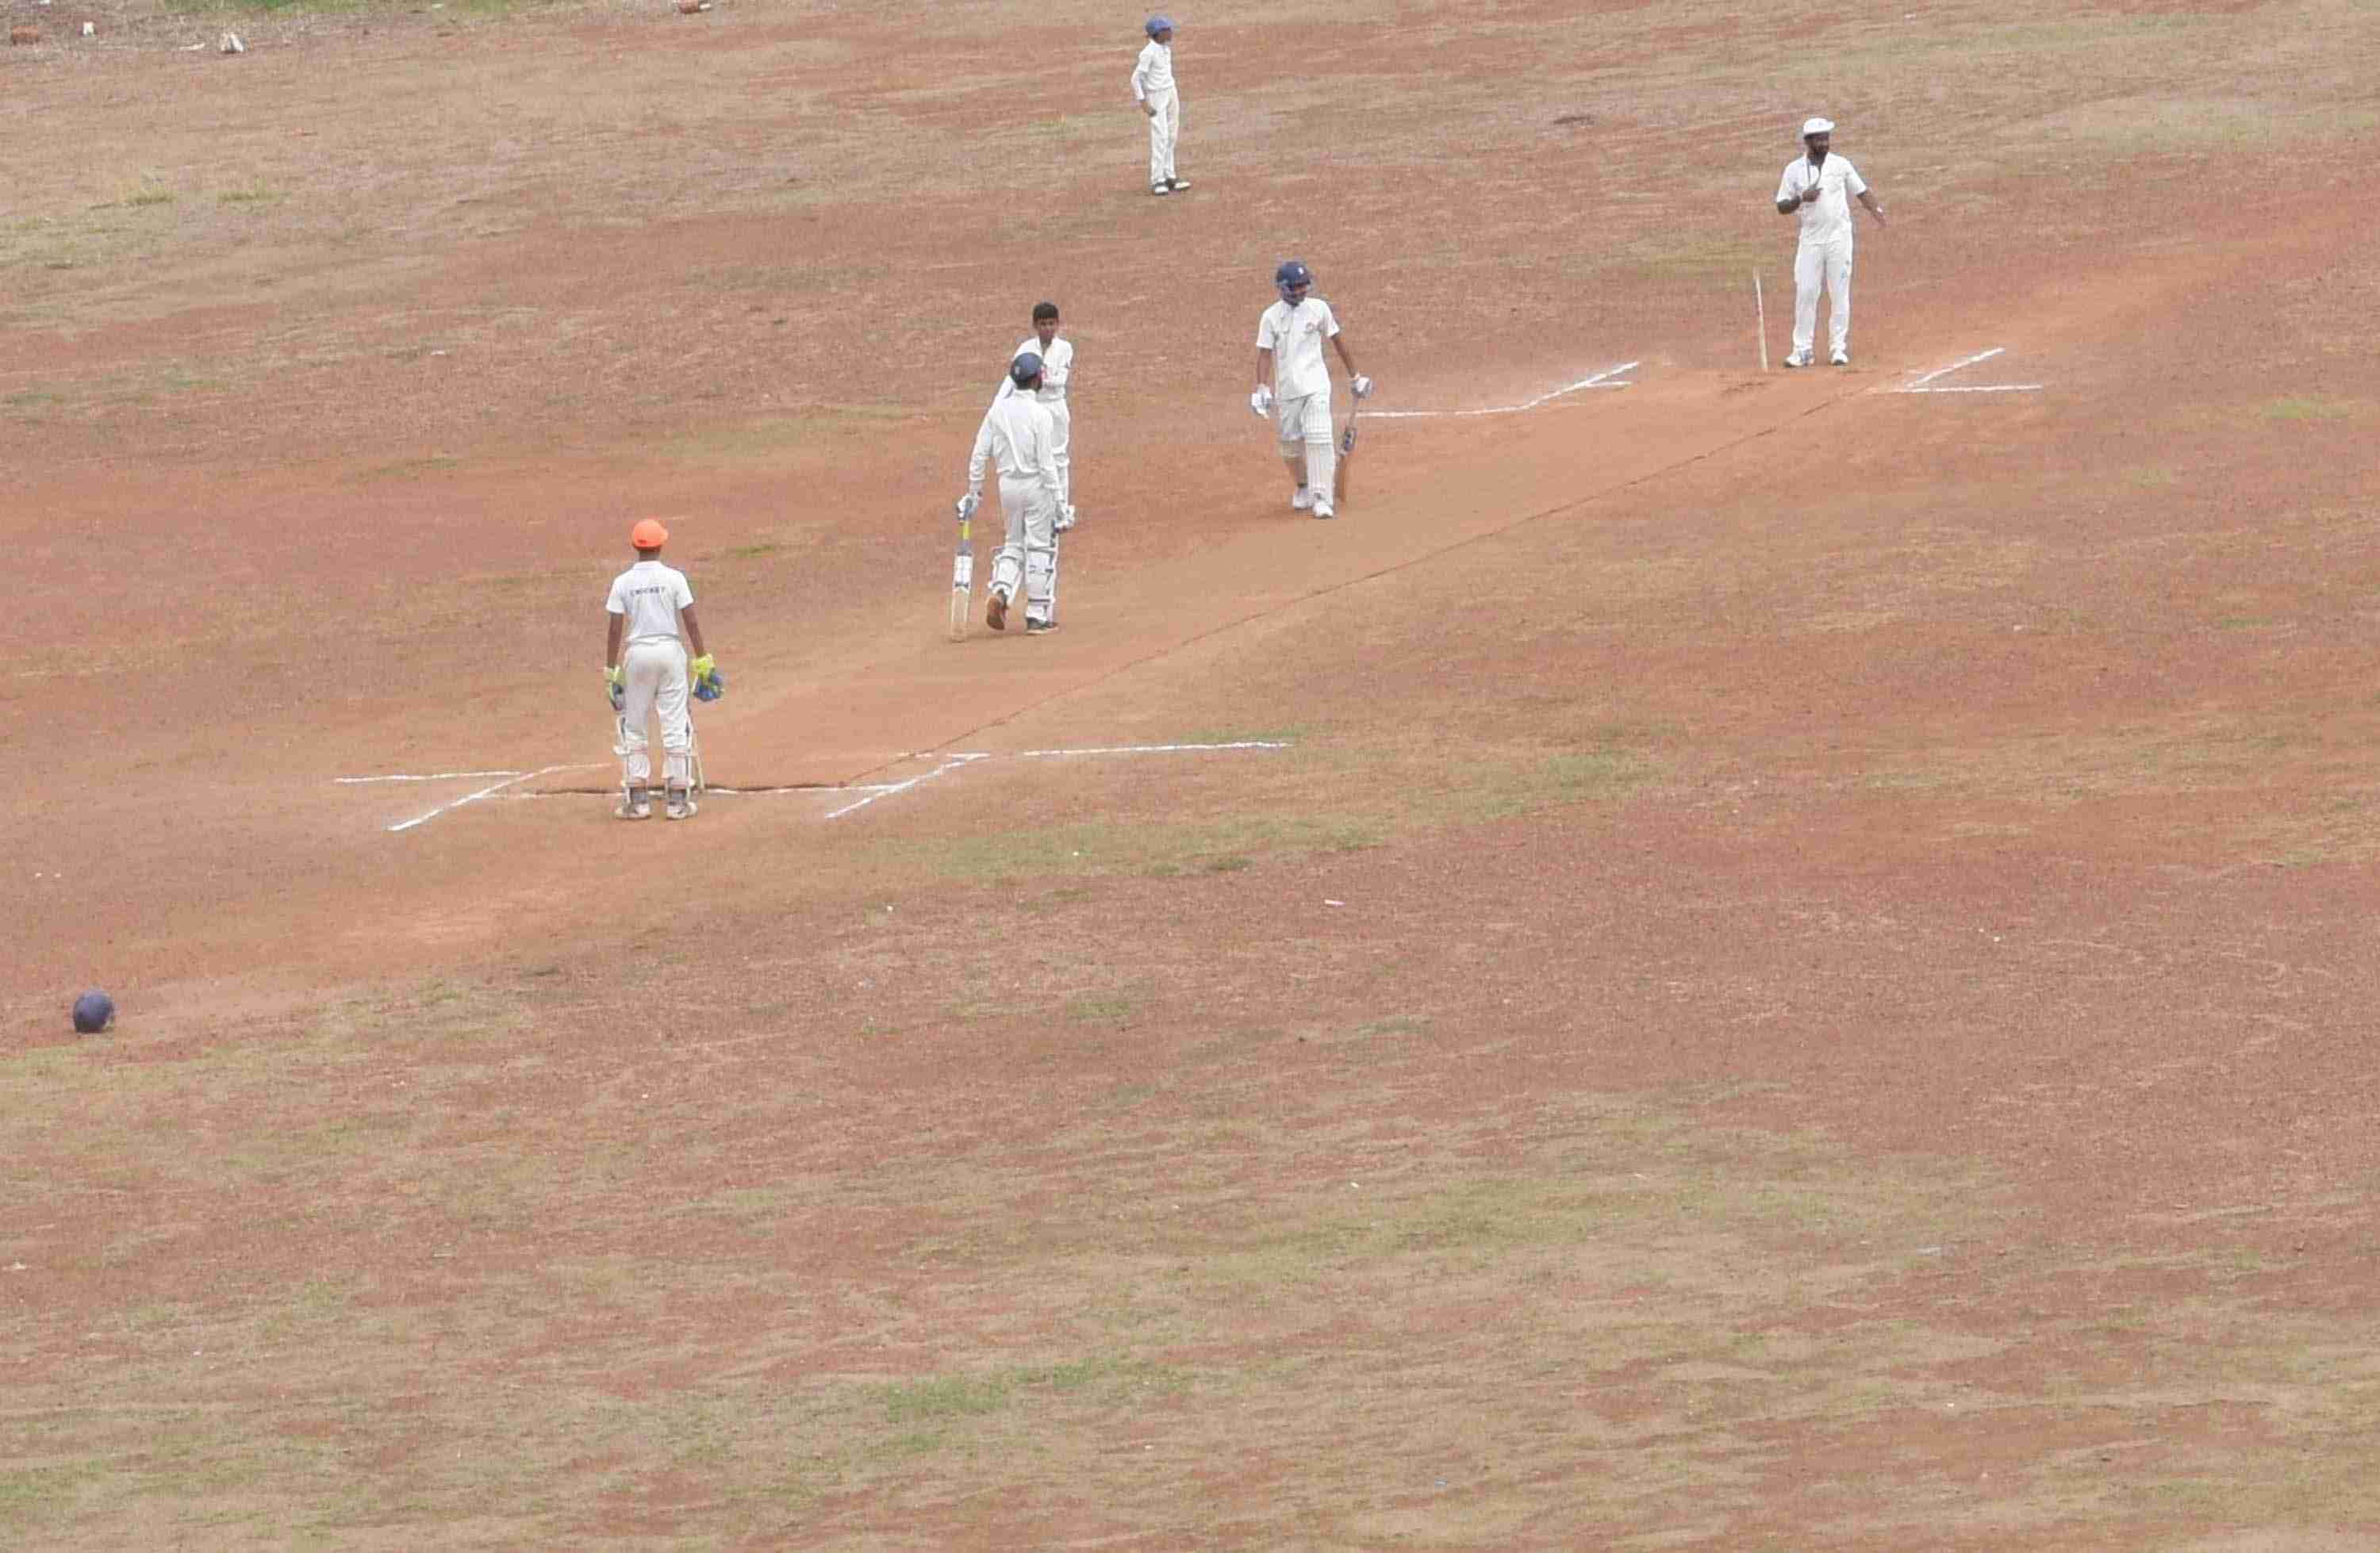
1334, 398, 1360, 506
948, 502, 974, 642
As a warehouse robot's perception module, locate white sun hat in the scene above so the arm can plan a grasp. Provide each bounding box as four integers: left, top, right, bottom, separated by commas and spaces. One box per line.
1802, 117, 1835, 136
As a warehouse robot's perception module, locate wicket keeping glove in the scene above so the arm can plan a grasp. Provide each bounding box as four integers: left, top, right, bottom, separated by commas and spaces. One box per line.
1250, 386, 1273, 419
1351, 374, 1374, 400
605, 665, 625, 712
693, 665, 725, 702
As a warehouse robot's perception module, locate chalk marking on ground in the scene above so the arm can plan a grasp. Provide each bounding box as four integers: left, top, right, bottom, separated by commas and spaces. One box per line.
1365, 363, 1638, 420
823, 754, 986, 821
337, 770, 525, 784
1890, 347, 2042, 395
387, 764, 588, 834
1015, 740, 1293, 758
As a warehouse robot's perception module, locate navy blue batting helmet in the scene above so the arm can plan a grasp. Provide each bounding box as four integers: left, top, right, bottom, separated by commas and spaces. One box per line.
1275, 259, 1312, 300
73, 990, 114, 1033
1146, 15, 1173, 37
1009, 351, 1044, 386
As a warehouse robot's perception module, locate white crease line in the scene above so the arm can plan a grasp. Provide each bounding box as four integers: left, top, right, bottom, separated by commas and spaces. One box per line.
1365, 363, 1639, 420
1898, 383, 2044, 394
338, 769, 524, 784
1902, 347, 2005, 390
491, 784, 906, 800
825, 755, 985, 821
388, 764, 587, 833
1016, 741, 1292, 757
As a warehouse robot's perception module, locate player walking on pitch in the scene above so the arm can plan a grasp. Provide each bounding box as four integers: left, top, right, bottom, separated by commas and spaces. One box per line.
604, 519, 718, 820
993, 302, 1076, 529
1252, 260, 1371, 520
1775, 117, 1887, 367
962, 354, 1066, 634
1131, 17, 1188, 196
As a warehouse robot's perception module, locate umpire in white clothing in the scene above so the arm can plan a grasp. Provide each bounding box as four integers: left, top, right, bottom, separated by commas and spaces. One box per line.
1775, 117, 1887, 367
965, 354, 1066, 634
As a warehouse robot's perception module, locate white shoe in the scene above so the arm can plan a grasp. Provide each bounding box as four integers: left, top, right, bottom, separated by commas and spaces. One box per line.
1830, 349, 1851, 366
664, 788, 697, 821
1290, 487, 1315, 511
616, 785, 651, 820
1312, 500, 1335, 520
1783, 350, 1812, 369
1151, 183, 1171, 197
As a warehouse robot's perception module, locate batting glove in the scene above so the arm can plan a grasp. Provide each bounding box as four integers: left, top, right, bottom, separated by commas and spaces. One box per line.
605, 665, 625, 712
1250, 386, 1273, 419
1352, 374, 1374, 400
956, 492, 981, 521
1055, 503, 1078, 532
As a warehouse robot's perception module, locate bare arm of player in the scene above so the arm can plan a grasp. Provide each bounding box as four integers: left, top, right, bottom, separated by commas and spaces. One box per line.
605, 613, 624, 671
1859, 188, 1887, 226
681, 604, 708, 661
1331, 334, 1360, 379
1253, 346, 1273, 393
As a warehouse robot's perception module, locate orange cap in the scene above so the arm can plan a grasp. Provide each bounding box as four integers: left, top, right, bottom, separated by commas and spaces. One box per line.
630, 518, 669, 550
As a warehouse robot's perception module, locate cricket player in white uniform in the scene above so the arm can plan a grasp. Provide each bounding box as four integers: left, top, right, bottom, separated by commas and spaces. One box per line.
1131, 16, 1188, 196
604, 518, 716, 820
1251, 260, 1370, 520
992, 301, 1075, 527
963, 353, 1065, 634
1775, 117, 1887, 367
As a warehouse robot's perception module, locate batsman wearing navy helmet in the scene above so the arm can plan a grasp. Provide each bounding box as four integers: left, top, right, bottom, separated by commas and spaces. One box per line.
961, 351, 1066, 633
1252, 260, 1370, 520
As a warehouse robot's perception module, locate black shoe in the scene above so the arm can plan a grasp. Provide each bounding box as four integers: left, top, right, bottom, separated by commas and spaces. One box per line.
1025, 616, 1060, 635
1167, 177, 1190, 192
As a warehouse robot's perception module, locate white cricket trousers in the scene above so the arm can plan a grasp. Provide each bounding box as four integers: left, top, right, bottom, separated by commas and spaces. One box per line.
1275, 389, 1335, 497
1046, 397, 1073, 507
1793, 236, 1854, 356
617, 638, 692, 788
1144, 89, 1180, 186
989, 474, 1059, 625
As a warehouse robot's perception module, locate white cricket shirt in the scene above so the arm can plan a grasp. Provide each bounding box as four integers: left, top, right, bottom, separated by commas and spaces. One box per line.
1257, 297, 1341, 399
1777, 153, 1867, 243
993, 336, 1073, 405
606, 559, 694, 646
969, 395, 1062, 491
1131, 40, 1174, 100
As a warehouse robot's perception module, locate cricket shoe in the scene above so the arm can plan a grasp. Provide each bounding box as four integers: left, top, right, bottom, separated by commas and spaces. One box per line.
1291, 487, 1316, 512
616, 785, 651, 821
1312, 500, 1335, 520
664, 788, 698, 821
1783, 350, 1812, 369
985, 592, 1008, 631
1830, 349, 1852, 366
1151, 183, 1171, 197
1025, 616, 1060, 635
1166, 177, 1191, 192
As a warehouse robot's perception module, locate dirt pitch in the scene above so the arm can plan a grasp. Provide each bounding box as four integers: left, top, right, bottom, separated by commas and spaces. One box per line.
6, 0, 2380, 1545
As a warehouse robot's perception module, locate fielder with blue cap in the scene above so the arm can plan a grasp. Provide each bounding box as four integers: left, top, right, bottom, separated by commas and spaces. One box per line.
1130, 16, 1188, 195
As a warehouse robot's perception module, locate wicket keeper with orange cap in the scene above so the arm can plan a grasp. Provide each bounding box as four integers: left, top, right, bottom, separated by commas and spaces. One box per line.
604, 518, 716, 820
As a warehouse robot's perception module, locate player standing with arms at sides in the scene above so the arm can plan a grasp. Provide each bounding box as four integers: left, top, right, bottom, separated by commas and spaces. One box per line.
604, 519, 716, 821
1251, 260, 1371, 520
962, 354, 1066, 634
1775, 117, 1887, 367
1132, 17, 1188, 197
992, 302, 1076, 530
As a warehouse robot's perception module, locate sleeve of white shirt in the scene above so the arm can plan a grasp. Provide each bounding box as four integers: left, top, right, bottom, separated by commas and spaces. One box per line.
605, 575, 627, 615
673, 571, 694, 610
1775, 162, 1804, 203
968, 409, 996, 487
1319, 301, 1341, 339
1843, 159, 1868, 197
1255, 307, 1279, 350
1131, 44, 1152, 102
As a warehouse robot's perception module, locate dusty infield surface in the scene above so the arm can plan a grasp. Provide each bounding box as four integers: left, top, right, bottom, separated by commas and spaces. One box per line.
7, 0, 2380, 1545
